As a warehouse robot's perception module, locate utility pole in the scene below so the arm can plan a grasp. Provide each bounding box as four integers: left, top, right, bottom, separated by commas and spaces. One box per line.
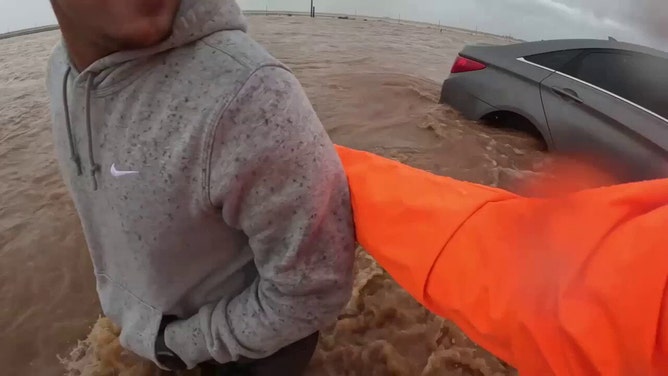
310, 0, 314, 17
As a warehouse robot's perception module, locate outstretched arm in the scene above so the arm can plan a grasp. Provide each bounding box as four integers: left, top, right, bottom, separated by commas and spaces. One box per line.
336, 145, 668, 376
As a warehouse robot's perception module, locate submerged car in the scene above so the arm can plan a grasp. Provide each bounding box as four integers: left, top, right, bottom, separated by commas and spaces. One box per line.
440, 39, 668, 182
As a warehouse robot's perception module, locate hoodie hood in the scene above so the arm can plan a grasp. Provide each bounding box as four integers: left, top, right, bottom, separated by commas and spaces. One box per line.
82, 0, 248, 77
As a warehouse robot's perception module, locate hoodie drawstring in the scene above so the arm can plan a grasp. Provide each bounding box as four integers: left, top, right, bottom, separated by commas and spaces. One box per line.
62, 66, 82, 176
61, 68, 101, 190
84, 74, 101, 190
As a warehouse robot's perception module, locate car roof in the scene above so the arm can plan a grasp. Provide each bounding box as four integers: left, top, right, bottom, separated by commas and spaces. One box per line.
504, 39, 668, 59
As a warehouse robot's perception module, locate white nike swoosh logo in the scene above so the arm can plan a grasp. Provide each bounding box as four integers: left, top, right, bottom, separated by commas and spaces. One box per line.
110, 163, 139, 178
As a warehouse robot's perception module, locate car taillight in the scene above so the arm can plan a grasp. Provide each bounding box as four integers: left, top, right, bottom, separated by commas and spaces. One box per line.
451, 55, 487, 73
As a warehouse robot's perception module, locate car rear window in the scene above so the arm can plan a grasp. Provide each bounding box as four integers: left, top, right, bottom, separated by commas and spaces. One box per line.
524, 50, 583, 71
561, 50, 668, 119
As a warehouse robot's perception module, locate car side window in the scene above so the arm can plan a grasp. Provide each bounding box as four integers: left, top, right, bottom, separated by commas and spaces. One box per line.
561, 50, 668, 119
524, 50, 583, 71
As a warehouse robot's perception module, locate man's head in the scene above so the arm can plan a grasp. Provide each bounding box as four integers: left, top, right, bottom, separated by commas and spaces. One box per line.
51, 0, 181, 68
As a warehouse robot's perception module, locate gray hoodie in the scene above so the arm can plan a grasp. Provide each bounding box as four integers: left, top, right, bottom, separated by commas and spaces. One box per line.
45, 0, 355, 369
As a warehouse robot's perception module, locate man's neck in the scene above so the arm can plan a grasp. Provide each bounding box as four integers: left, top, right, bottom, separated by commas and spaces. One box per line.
51, 2, 111, 72
59, 27, 112, 72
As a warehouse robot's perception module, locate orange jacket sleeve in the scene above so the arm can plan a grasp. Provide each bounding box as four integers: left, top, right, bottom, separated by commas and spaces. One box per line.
335, 145, 668, 376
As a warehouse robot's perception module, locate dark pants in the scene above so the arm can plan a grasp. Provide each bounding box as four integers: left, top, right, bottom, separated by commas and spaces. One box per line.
199, 332, 319, 376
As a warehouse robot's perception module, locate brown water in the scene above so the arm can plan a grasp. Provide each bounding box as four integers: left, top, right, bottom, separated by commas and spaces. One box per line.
0, 16, 545, 375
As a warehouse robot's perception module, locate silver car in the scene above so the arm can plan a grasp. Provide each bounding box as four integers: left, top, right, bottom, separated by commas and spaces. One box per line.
440, 39, 668, 182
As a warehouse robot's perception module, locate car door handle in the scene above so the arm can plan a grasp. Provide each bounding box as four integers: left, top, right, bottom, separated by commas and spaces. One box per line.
551, 86, 583, 104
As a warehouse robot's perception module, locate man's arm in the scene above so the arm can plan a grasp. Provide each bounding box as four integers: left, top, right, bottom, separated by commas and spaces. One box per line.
163, 66, 355, 368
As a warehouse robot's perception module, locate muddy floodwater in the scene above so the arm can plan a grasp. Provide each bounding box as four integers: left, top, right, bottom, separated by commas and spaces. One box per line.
0, 15, 546, 375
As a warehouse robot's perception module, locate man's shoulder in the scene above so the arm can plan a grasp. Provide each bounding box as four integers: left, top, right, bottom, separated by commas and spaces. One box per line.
196, 30, 289, 75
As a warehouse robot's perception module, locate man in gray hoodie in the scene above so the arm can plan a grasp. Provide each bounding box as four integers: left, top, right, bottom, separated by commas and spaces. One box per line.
46, 0, 355, 374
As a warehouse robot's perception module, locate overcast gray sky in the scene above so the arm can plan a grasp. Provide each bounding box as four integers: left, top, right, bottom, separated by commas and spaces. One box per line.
1, 0, 665, 49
